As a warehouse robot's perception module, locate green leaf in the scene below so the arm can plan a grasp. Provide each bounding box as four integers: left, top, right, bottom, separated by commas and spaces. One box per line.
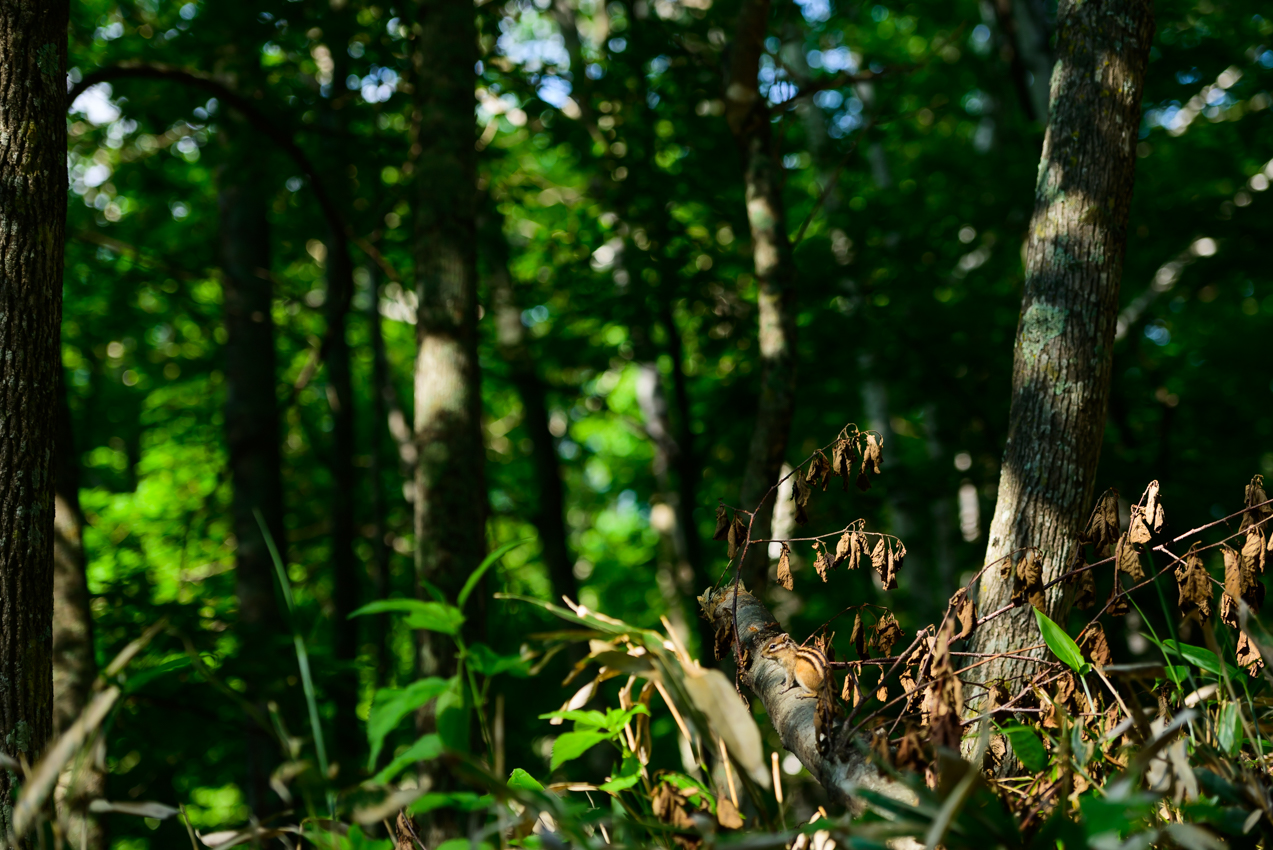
371, 734, 444, 785
1162, 665, 1192, 687
1079, 793, 1158, 838
507, 768, 544, 793
658, 773, 715, 814
1162, 640, 1238, 678
348, 599, 465, 635
1033, 608, 1088, 675
407, 792, 490, 814
539, 709, 610, 730
1217, 702, 1243, 757
458, 539, 531, 610
436, 686, 470, 752
599, 754, 643, 792
366, 677, 451, 769
999, 724, 1049, 774
466, 643, 531, 678
550, 730, 610, 769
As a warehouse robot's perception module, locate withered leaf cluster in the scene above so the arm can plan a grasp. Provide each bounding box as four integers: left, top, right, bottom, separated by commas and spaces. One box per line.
858, 433, 883, 491
1241, 474, 1273, 532
1128, 480, 1166, 543
873, 612, 903, 657
1081, 489, 1122, 557
1004, 549, 1045, 611
1221, 536, 1266, 629
869, 535, 904, 590
920, 622, 963, 749
1173, 544, 1212, 620
714, 504, 752, 562
831, 437, 858, 489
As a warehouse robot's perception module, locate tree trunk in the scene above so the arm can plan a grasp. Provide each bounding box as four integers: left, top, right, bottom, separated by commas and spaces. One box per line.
483, 212, 577, 604
317, 10, 363, 767
410, 2, 485, 839
218, 177, 287, 813
725, 0, 799, 588
969, 0, 1154, 689
52, 375, 105, 850
0, 2, 68, 841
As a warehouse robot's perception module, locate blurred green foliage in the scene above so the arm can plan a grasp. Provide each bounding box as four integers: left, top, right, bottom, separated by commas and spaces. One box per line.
57, 0, 1273, 845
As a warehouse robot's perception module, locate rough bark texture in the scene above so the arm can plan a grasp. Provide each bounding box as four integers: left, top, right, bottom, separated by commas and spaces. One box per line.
0, 1, 69, 840
218, 177, 287, 813
725, 0, 798, 588
52, 377, 105, 849
410, 2, 485, 840
698, 586, 914, 811
970, 0, 1154, 688
484, 216, 577, 604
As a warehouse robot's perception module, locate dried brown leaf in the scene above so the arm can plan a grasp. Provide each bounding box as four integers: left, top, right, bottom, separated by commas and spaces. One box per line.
776, 544, 793, 590
851, 613, 867, 660
1144, 481, 1165, 533
813, 549, 830, 583
1173, 544, 1212, 620
834, 532, 852, 567
952, 588, 977, 640
856, 470, 871, 492
1015, 550, 1045, 611
864, 433, 883, 474
1115, 533, 1145, 582
727, 515, 746, 561
1106, 575, 1130, 617
873, 613, 903, 657
716, 796, 744, 829
713, 503, 729, 541
870, 536, 887, 577
1128, 506, 1152, 545
1236, 631, 1264, 677
1242, 530, 1266, 578
1242, 474, 1271, 532
847, 531, 863, 571
1079, 623, 1112, 667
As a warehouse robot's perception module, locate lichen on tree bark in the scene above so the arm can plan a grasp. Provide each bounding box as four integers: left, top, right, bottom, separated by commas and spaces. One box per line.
969, 0, 1155, 693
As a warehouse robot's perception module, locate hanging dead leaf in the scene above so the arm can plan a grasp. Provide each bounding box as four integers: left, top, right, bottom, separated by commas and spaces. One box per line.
807, 452, 832, 491
1115, 533, 1145, 582
793, 475, 811, 525
870, 536, 887, 579
847, 531, 863, 570
1075, 566, 1096, 610
834, 532, 852, 567
864, 433, 883, 474
1241, 474, 1272, 532
713, 503, 729, 541
727, 515, 747, 561
1173, 544, 1212, 620
1236, 631, 1264, 677
1078, 623, 1112, 667
833, 438, 858, 491
813, 546, 830, 582
1129, 506, 1152, 545
841, 665, 861, 706
1242, 530, 1266, 577
856, 469, 871, 492
899, 669, 920, 714
873, 613, 903, 657
876, 683, 889, 703
1083, 489, 1121, 557
1222, 543, 1264, 627
851, 613, 868, 660
920, 622, 963, 749
1014, 549, 1045, 611
1106, 575, 1130, 617
1144, 481, 1165, 533
776, 544, 793, 590
952, 588, 977, 639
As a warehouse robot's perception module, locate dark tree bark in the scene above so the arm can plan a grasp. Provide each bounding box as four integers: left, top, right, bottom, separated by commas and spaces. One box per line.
0, 2, 69, 842
410, 2, 485, 840
970, 0, 1154, 687
483, 213, 577, 604
218, 175, 287, 813
317, 10, 362, 767
725, 0, 799, 589
52, 376, 105, 850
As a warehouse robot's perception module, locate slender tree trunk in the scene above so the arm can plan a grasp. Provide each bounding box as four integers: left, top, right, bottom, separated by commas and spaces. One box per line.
483, 212, 578, 603
218, 176, 287, 813
317, 9, 363, 768
969, 0, 1154, 689
725, 0, 799, 588
410, 2, 485, 840
367, 269, 393, 689
0, 3, 68, 841
52, 375, 105, 850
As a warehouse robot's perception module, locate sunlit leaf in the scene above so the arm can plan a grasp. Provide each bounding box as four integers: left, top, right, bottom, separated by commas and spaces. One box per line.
998, 724, 1048, 774
550, 730, 610, 769
1033, 608, 1088, 675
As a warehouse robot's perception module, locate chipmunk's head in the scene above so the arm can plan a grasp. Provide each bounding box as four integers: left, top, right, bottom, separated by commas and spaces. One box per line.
760, 634, 795, 657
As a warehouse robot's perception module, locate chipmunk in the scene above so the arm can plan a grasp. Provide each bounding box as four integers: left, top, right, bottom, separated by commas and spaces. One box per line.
760, 634, 829, 699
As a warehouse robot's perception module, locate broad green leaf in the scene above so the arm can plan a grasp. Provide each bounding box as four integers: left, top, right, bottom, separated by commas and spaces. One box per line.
551, 730, 610, 769
371, 734, 444, 785
999, 724, 1048, 774
458, 539, 530, 610
1162, 640, 1239, 678
1217, 702, 1243, 757
466, 643, 531, 678
1033, 609, 1088, 675
348, 599, 465, 635
599, 754, 643, 792
436, 686, 470, 752
408, 792, 489, 814
366, 677, 451, 769
1162, 665, 1192, 687
507, 768, 544, 792
539, 709, 609, 730
1080, 793, 1158, 838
